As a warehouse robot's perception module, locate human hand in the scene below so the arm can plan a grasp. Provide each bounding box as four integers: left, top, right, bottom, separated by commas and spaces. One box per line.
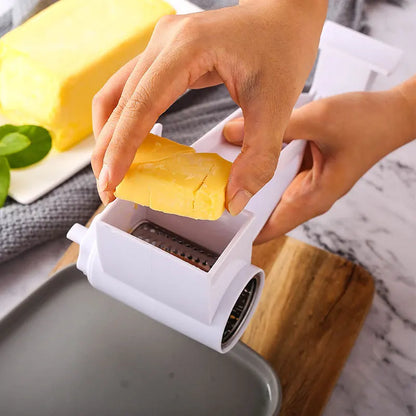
91, 0, 327, 212
223, 83, 416, 243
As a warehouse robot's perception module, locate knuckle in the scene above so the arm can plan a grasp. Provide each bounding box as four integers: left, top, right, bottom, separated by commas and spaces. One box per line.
177, 16, 195, 33
109, 138, 137, 163
261, 161, 277, 183
109, 105, 123, 122
92, 90, 107, 110
259, 161, 277, 184
116, 94, 129, 112
108, 140, 125, 157
109, 96, 128, 120
125, 89, 155, 118
125, 95, 147, 114
175, 16, 204, 47
90, 149, 103, 171
125, 75, 167, 119
155, 13, 176, 30
247, 151, 278, 188
155, 14, 205, 47
155, 15, 208, 66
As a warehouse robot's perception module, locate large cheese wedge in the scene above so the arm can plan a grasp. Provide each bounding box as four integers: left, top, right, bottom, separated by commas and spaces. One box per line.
0, 0, 175, 151
115, 134, 232, 220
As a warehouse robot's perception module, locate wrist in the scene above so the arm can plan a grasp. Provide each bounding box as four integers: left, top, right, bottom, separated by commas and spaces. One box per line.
374, 86, 416, 158
392, 76, 416, 142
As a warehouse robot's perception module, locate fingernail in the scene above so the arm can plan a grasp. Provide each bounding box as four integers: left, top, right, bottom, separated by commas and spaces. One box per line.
227, 118, 242, 126
223, 118, 244, 142
228, 189, 252, 216
98, 165, 110, 193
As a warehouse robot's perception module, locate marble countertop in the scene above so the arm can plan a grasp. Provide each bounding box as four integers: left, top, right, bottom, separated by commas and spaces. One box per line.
1, 2, 415, 415
290, 2, 416, 415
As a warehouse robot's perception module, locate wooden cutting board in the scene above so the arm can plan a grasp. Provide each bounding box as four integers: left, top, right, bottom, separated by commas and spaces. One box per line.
53, 207, 374, 416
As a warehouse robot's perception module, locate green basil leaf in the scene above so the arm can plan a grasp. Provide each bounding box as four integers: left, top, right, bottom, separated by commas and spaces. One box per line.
0, 132, 31, 156
0, 156, 10, 208
0, 124, 18, 138
6, 125, 52, 168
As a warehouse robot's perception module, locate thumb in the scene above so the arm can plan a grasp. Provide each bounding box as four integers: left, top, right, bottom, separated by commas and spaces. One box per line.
283, 100, 330, 143
226, 103, 284, 216
223, 117, 244, 145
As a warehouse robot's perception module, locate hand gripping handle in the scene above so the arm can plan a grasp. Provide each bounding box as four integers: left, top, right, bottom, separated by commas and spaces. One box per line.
192, 108, 306, 239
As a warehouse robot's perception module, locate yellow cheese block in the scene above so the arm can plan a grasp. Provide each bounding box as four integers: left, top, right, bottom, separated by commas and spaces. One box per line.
0, 0, 175, 151
115, 135, 232, 220
131, 133, 195, 166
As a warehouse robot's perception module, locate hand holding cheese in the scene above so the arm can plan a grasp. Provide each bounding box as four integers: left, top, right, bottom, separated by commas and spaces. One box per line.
114, 134, 231, 220
223, 76, 416, 242
92, 0, 328, 212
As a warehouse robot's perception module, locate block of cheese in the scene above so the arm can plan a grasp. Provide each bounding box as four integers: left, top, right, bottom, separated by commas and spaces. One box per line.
0, 0, 175, 151
115, 134, 232, 220
131, 133, 195, 166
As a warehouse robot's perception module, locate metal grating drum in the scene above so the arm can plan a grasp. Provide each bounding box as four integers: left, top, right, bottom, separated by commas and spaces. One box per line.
131, 221, 219, 272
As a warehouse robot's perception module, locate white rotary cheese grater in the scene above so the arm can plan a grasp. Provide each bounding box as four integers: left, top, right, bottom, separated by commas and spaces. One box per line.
68, 21, 401, 353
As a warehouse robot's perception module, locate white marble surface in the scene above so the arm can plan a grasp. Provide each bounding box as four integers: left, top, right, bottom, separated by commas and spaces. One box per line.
0, 2, 415, 416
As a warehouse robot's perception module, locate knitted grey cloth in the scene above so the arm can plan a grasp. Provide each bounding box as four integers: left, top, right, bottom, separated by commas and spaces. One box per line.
0, 0, 392, 263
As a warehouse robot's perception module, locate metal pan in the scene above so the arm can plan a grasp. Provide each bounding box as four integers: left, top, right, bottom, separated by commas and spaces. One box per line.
0, 265, 281, 416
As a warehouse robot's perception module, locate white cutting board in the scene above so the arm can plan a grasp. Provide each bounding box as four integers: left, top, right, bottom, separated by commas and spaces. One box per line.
5, 0, 203, 204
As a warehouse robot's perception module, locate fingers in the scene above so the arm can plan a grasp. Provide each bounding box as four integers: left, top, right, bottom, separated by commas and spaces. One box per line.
254, 142, 330, 244
223, 117, 244, 145
92, 56, 139, 140
223, 100, 329, 219
97, 48, 200, 203
92, 13, 175, 144
255, 173, 315, 244
92, 13, 213, 204
226, 98, 284, 216
91, 50, 159, 183
223, 100, 329, 150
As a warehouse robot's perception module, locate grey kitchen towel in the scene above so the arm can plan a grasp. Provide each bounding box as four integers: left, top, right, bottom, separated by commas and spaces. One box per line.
0, 0, 396, 264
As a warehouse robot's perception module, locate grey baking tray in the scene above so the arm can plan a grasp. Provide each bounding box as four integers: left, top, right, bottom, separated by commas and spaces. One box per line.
0, 265, 281, 416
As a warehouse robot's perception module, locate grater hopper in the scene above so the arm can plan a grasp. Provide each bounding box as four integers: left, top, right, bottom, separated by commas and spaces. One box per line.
67, 21, 401, 353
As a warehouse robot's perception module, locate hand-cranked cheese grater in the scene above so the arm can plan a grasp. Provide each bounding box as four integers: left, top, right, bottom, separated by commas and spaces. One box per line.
68, 21, 401, 353
68, 107, 305, 353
